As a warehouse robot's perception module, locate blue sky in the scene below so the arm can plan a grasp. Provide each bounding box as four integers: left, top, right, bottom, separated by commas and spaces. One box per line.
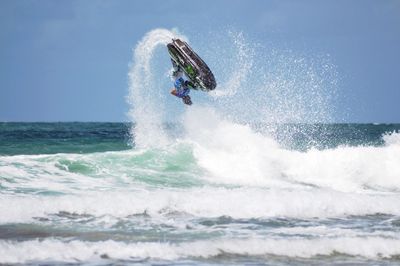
0, 0, 399, 122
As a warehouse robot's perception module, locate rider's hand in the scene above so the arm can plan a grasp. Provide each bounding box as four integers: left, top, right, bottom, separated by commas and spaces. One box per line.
184, 80, 196, 88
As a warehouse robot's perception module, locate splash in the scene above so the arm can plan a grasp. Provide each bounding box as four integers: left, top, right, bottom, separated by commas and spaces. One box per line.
183, 29, 339, 144
127, 28, 184, 148
183, 107, 400, 192
127, 28, 338, 149
211, 31, 254, 97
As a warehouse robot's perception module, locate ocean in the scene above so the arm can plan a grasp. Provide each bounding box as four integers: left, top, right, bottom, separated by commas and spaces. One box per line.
1, 121, 400, 265
2, 28, 400, 265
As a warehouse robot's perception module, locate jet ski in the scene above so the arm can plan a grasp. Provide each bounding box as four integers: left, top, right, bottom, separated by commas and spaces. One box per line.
167, 39, 217, 91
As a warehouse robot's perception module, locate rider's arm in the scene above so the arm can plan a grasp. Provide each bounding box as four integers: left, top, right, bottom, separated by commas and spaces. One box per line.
184, 80, 197, 89
171, 59, 181, 72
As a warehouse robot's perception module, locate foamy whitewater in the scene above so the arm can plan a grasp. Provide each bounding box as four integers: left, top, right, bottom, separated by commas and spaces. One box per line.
1, 28, 400, 265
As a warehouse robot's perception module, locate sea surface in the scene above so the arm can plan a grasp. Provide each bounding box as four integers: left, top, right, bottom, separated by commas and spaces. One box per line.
2, 27, 400, 265
1, 121, 400, 265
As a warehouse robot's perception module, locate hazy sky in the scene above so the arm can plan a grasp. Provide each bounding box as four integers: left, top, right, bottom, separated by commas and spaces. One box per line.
1, 0, 399, 122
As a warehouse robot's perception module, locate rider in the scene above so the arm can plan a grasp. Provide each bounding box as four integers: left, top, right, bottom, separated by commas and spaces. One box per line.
170, 60, 196, 105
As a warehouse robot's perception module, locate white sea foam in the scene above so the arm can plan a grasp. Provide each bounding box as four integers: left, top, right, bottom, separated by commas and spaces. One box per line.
183, 107, 400, 192
1, 116, 400, 223
0, 153, 125, 194
1, 237, 400, 263
271, 225, 400, 238
384, 131, 400, 146
1, 186, 400, 224
1, 115, 400, 223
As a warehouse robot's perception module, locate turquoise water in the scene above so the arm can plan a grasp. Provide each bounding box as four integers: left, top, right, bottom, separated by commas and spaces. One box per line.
1, 122, 400, 265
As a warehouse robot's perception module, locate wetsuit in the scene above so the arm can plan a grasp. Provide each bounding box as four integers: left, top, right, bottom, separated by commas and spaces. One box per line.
174, 77, 191, 98
171, 59, 194, 105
